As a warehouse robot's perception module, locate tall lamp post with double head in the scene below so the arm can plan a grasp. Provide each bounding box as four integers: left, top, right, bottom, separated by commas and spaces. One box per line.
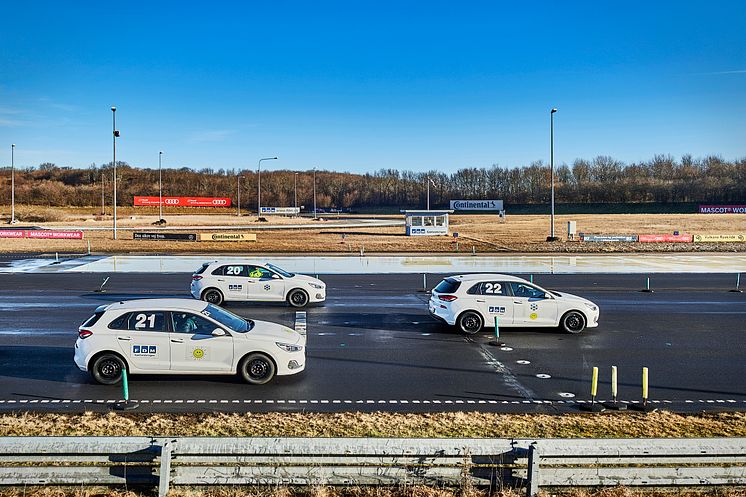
10, 144, 15, 224
547, 108, 559, 241
312, 167, 317, 219
257, 157, 278, 216
158, 151, 164, 221
426, 176, 437, 210
111, 107, 119, 240
294, 172, 298, 209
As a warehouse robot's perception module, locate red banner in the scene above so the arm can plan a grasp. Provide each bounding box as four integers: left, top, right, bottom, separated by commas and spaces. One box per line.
699, 205, 746, 214
638, 234, 692, 243
134, 196, 231, 207
0, 230, 25, 238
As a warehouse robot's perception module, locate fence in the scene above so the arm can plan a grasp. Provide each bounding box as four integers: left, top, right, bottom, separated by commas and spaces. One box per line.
1, 437, 745, 496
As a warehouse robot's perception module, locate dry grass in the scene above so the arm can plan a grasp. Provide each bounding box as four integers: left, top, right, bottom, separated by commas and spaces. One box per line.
1, 411, 744, 438
0, 211, 745, 254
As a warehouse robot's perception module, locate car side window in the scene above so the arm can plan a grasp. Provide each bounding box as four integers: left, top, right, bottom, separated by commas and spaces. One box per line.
171, 312, 217, 335
481, 281, 507, 296
509, 283, 547, 299
222, 265, 247, 277
108, 312, 165, 332
247, 265, 273, 279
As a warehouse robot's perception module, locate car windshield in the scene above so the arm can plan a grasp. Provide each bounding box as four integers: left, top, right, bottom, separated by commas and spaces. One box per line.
203, 304, 254, 333
267, 263, 294, 278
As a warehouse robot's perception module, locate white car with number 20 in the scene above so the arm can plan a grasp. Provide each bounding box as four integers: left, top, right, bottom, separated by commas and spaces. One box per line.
74, 298, 306, 385
191, 261, 326, 308
429, 274, 599, 334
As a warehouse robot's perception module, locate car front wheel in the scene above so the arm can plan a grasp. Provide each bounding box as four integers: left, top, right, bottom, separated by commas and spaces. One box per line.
287, 289, 309, 308
458, 311, 483, 334
91, 353, 125, 385
561, 311, 586, 334
202, 288, 224, 306
240, 353, 277, 385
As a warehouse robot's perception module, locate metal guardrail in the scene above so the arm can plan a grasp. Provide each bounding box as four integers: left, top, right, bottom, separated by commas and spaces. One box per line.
1, 437, 745, 496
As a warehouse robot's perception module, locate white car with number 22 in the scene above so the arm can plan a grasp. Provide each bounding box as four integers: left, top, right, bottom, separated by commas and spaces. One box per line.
191, 261, 326, 307
74, 298, 306, 385
429, 274, 600, 334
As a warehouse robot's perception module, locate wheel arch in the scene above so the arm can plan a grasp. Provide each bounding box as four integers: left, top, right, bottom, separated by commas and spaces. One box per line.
455, 308, 486, 331
236, 350, 278, 374
201, 286, 224, 300
88, 350, 129, 373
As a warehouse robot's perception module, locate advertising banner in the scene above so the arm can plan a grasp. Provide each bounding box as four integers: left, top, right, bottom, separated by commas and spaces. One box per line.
698, 205, 746, 214
638, 234, 693, 243
0, 230, 25, 238
450, 199, 503, 211
199, 233, 257, 242
259, 207, 301, 215
134, 196, 231, 207
26, 230, 83, 239
133, 232, 197, 241
580, 234, 638, 242
692, 234, 746, 243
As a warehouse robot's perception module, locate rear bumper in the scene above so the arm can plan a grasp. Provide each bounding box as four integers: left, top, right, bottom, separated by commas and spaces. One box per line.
429, 300, 456, 325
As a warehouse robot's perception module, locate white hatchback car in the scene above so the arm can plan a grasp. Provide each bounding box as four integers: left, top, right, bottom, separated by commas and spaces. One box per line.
429, 274, 599, 334
190, 262, 326, 307
74, 298, 306, 385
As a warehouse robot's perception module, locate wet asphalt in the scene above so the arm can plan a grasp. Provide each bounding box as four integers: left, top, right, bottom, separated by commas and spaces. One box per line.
0, 272, 744, 413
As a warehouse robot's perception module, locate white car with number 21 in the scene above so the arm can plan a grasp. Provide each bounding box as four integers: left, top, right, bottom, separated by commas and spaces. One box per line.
74, 298, 306, 385
191, 261, 326, 308
429, 274, 600, 334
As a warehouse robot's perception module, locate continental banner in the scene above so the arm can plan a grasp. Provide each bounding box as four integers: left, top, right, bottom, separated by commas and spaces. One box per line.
692, 234, 746, 243
199, 232, 257, 242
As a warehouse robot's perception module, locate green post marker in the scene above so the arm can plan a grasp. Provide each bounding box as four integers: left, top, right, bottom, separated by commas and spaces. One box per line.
122, 369, 129, 402
494, 316, 499, 341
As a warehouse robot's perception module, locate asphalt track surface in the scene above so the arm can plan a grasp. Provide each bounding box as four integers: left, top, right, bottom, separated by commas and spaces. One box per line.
0, 272, 744, 413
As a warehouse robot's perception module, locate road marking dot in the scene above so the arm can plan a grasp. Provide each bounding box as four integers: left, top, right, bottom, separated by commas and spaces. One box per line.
500, 346, 513, 351
559, 392, 575, 398
516, 360, 531, 365
536, 374, 552, 379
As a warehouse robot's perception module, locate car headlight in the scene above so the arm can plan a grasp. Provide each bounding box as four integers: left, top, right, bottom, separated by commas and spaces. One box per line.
308, 283, 324, 289
276, 342, 303, 353
584, 303, 598, 312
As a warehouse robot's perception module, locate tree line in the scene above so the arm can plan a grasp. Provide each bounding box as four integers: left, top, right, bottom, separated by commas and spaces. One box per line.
0, 154, 744, 210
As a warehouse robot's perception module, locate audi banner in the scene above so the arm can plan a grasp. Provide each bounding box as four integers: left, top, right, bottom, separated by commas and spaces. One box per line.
134, 196, 232, 207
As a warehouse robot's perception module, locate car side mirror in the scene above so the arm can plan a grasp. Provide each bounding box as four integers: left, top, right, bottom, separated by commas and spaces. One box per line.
212, 328, 227, 337
272, 274, 281, 279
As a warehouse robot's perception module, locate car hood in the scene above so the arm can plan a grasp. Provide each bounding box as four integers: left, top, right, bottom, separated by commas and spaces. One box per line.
244, 319, 306, 346
552, 291, 596, 307
289, 274, 324, 286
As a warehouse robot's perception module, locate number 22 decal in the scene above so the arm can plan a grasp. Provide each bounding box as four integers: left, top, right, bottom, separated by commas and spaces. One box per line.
485, 283, 502, 294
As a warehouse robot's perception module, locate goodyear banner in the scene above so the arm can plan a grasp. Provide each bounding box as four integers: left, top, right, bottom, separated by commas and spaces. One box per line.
199, 233, 257, 242
580, 234, 638, 242
692, 234, 746, 243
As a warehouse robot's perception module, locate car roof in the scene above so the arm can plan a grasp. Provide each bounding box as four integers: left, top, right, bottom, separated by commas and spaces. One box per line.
104, 298, 208, 312
445, 273, 529, 283
201, 261, 268, 268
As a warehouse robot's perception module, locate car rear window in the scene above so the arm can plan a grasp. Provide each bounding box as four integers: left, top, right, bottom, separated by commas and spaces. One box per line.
195, 264, 209, 275
434, 278, 461, 294
81, 311, 104, 327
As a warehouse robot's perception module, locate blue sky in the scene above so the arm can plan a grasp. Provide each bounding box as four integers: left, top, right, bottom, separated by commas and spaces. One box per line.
1, 1, 745, 173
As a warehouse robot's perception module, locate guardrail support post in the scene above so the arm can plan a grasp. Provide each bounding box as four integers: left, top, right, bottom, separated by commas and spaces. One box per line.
526, 443, 540, 497
158, 441, 173, 497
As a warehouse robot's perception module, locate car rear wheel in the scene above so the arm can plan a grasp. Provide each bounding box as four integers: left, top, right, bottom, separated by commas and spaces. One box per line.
202, 288, 224, 306
239, 353, 276, 385
287, 288, 309, 308
91, 353, 125, 385
561, 311, 586, 334
458, 311, 483, 334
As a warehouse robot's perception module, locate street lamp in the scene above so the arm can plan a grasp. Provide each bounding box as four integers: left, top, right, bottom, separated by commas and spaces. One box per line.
547, 108, 559, 242
158, 151, 164, 221
294, 172, 298, 210
236, 171, 241, 216
256, 157, 278, 216
111, 107, 119, 240
426, 176, 437, 210
10, 144, 15, 224
312, 167, 317, 219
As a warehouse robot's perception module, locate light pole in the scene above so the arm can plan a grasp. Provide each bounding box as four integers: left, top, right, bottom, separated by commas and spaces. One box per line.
158, 151, 164, 221
111, 107, 119, 240
10, 144, 15, 224
426, 177, 436, 210
256, 156, 277, 216
547, 108, 559, 242
312, 167, 317, 219
236, 171, 241, 216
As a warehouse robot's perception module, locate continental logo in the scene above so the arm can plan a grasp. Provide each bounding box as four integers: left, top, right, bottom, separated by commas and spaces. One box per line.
692, 234, 746, 243
198, 233, 257, 242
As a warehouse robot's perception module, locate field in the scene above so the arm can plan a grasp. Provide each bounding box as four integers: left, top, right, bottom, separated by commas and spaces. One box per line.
0, 206, 745, 254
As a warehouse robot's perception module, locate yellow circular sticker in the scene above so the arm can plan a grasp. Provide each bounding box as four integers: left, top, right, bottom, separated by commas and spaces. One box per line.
529, 313, 538, 320
192, 348, 205, 359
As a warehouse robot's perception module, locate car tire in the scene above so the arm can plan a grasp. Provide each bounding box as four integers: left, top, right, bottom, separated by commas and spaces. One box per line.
90, 353, 126, 385
458, 311, 483, 334
561, 311, 586, 334
202, 288, 224, 306
287, 288, 309, 308
239, 353, 276, 385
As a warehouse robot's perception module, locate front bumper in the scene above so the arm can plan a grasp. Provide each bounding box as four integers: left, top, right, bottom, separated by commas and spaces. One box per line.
309, 288, 326, 303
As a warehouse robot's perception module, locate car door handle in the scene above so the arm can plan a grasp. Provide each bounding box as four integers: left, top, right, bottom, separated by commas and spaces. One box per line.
170, 338, 184, 343
514, 300, 523, 304
117, 336, 132, 341
476, 299, 485, 303
217, 279, 225, 282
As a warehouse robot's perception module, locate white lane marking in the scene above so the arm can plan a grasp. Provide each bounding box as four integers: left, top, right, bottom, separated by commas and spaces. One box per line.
516, 360, 531, 365
536, 374, 552, 379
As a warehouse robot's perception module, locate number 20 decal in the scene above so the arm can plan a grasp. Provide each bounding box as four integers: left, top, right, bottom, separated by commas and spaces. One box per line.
135, 313, 156, 329
484, 283, 502, 294
226, 266, 242, 275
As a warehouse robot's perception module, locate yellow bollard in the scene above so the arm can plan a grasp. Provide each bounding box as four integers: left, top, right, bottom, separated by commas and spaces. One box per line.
642, 367, 649, 407
591, 366, 598, 400
611, 365, 618, 402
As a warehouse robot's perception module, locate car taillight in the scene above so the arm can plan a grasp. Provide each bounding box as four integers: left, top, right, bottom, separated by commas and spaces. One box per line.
78, 329, 93, 339
192, 275, 203, 281
439, 295, 458, 302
